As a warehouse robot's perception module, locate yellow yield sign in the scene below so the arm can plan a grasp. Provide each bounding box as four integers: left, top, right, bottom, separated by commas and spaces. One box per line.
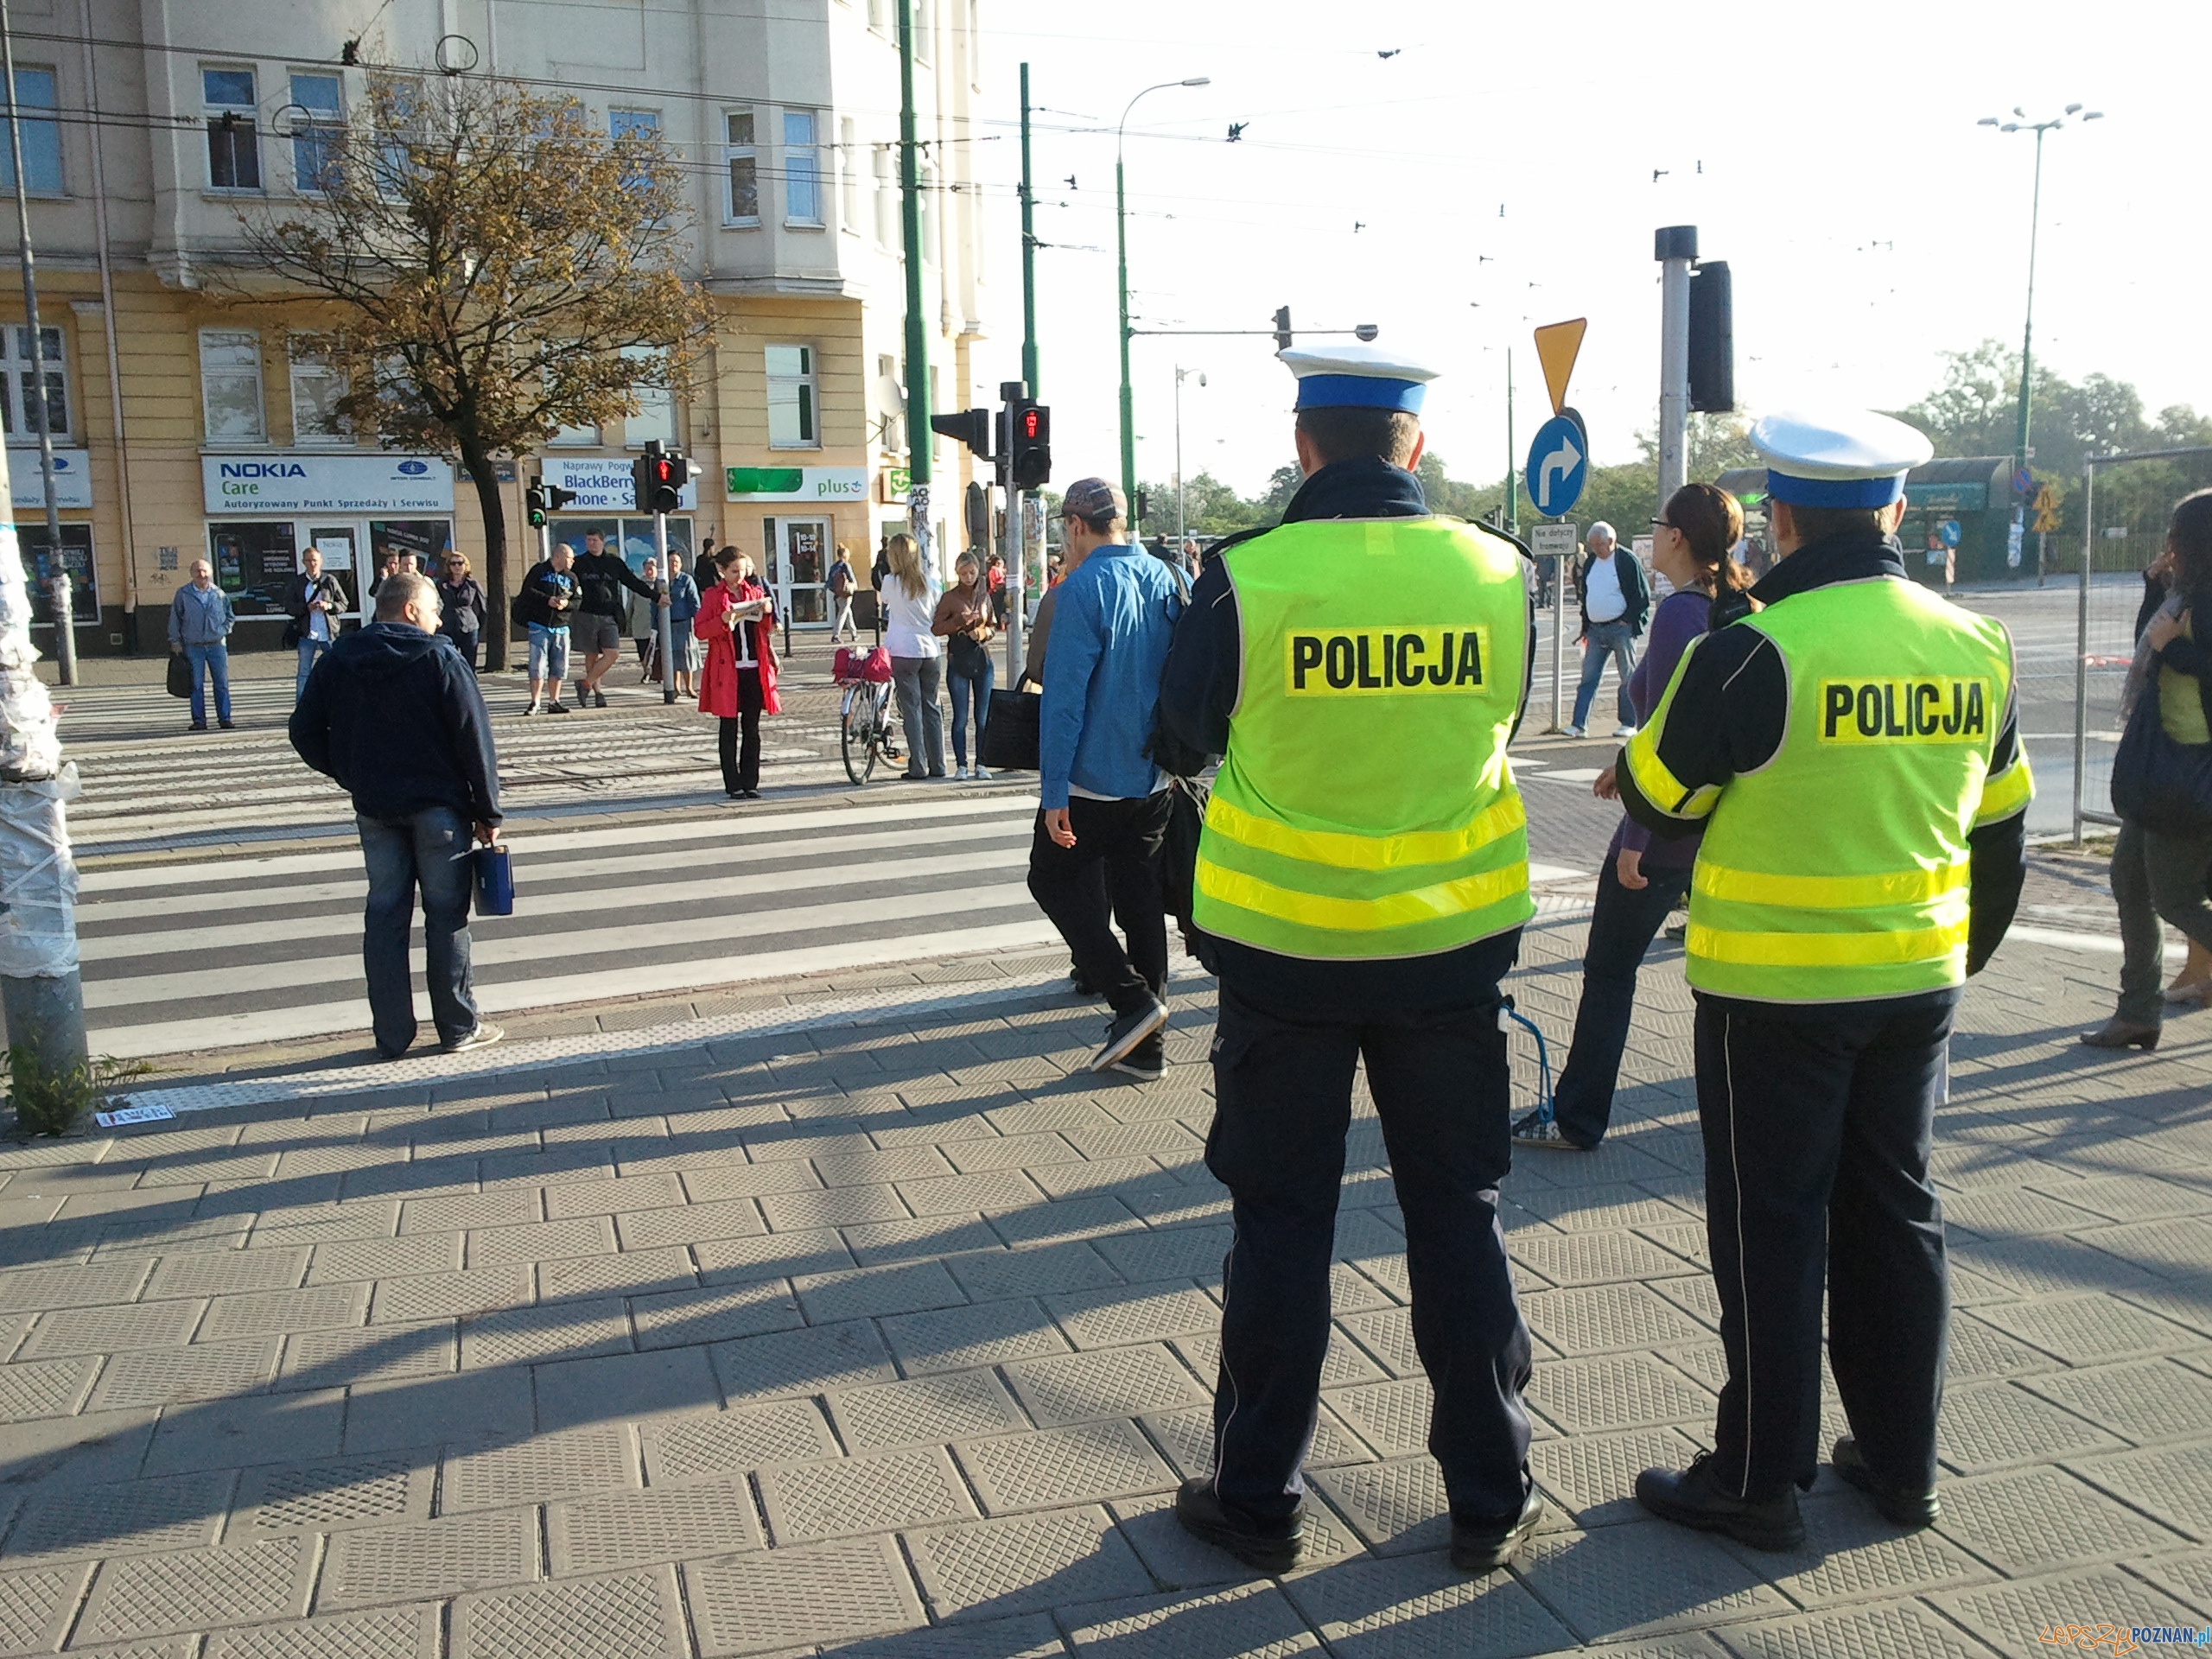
1533, 319, 1587, 417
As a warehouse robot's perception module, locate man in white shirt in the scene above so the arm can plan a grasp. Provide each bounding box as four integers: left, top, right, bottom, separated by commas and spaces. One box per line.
1566, 521, 1649, 739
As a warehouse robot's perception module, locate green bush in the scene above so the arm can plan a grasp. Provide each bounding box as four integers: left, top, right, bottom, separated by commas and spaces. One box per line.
5, 1046, 154, 1138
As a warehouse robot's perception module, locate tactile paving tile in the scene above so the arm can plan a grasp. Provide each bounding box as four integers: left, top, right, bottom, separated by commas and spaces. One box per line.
19, 1298, 204, 1358
1328, 1377, 1433, 1458
1515, 1521, 1788, 1640
903, 1506, 1154, 1622
1939, 1186, 2103, 1238
399, 1190, 541, 1235
694, 1226, 855, 1285
613, 1200, 766, 1251
454, 1564, 688, 1659
460, 1298, 633, 1370
1713, 1600, 1998, 1659
200, 1284, 371, 1342
1949, 1236, 2158, 1299
831, 1367, 1027, 1451
758, 1446, 974, 1541
279, 1321, 455, 1388
1329, 1262, 1395, 1314
1096, 1225, 1233, 1287
0, 1354, 98, 1421
1520, 1185, 1694, 1234
1308, 1458, 1452, 1554
549, 1481, 762, 1575
677, 1159, 823, 1203
308, 1236, 463, 1286
1060, 1581, 1319, 1658
795, 1260, 967, 1323
2035, 1173, 2212, 1224
1936, 1381, 2127, 1472
1001, 1344, 1204, 1427
879, 1299, 1069, 1376
683, 1535, 924, 1652
1635, 1222, 1713, 1270
1717, 1493, 1994, 1610
1928, 1565, 2206, 1656
319, 1507, 540, 1609
442, 1424, 635, 1514
897, 1169, 1047, 1218
5, 1470, 232, 1563
0, 1563, 90, 1651
1649, 1273, 1726, 1329
1510, 1230, 1697, 1289
250, 1204, 401, 1252
1140, 1403, 1370, 1481
957, 1420, 1175, 1514
1045, 1281, 1218, 1351
2084, 1217, 2212, 1279
543, 1173, 683, 1219
142, 1247, 309, 1301
817, 1146, 958, 1187
91, 1337, 283, 1409
945, 1241, 1122, 1302
1967, 1294, 2204, 1364
1943, 1314, 2058, 1380
640, 1401, 838, 1482
760, 1183, 910, 1232
1528, 1353, 1716, 1434
1024, 1159, 1171, 1204
632, 1281, 803, 1349
1522, 1282, 1713, 1356
78, 1536, 312, 1642
370, 1266, 534, 1324
202, 1605, 441, 1658
1281, 1548, 1575, 1658
712, 1318, 897, 1402
2067, 1444, 2212, 1537
1530, 1427, 1707, 1522
1337, 1306, 1421, 1377
1933, 1465, 2188, 1572
236, 1454, 431, 1535
466, 1217, 614, 1268
2024, 1357, 2212, 1445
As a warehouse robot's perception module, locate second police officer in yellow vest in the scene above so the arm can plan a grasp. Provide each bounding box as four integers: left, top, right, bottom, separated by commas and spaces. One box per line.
1618, 410, 2031, 1549
1158, 343, 1548, 1573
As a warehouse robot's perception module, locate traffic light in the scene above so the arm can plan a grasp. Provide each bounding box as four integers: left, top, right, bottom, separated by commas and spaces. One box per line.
1274, 306, 1294, 353
526, 480, 547, 528
547, 482, 576, 513
1008, 400, 1051, 489
1688, 260, 1733, 414
631, 447, 690, 514
930, 408, 992, 457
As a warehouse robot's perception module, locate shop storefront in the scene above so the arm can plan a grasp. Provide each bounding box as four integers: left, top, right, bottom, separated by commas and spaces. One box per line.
540, 456, 697, 582
200, 454, 455, 643
727, 465, 867, 626
10, 447, 99, 638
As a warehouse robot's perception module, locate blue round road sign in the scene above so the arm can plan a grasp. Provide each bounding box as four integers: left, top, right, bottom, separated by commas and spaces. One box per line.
1526, 415, 1587, 518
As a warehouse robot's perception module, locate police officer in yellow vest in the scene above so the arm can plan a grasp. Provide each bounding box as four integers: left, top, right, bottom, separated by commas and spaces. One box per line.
1618, 409, 2032, 1551
1157, 343, 1546, 1575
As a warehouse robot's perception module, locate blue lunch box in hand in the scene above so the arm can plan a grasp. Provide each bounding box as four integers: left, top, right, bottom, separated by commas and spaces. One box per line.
474, 843, 515, 917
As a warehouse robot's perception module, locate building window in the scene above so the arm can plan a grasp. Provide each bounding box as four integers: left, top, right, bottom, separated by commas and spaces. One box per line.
0, 326, 67, 442
784, 110, 822, 225
289, 72, 344, 193
919, 161, 937, 264
874, 145, 895, 248
624, 346, 676, 448
288, 340, 347, 445
202, 67, 260, 191
867, 0, 887, 29
200, 329, 265, 442
723, 109, 758, 224
0, 67, 61, 195
839, 118, 859, 230
766, 345, 817, 449
915, 0, 933, 61
611, 109, 659, 190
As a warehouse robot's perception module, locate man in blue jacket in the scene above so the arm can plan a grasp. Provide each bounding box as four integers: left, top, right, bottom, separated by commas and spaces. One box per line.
290, 572, 505, 1059
1032, 477, 1182, 1079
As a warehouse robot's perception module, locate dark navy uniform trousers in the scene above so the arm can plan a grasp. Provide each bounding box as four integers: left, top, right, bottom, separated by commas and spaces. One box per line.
1693, 989, 1955, 1500
1203, 931, 1535, 1527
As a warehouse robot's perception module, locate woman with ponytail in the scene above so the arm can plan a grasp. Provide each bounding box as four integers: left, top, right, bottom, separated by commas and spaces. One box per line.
1516, 481, 1751, 1149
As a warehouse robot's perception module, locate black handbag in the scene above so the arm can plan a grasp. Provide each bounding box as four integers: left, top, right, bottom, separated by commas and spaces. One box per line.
978, 686, 1039, 772
165, 652, 192, 698
2111, 672, 2212, 836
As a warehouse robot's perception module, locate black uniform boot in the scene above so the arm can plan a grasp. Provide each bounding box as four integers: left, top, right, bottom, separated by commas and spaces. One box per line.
1636, 1453, 1804, 1551
1832, 1436, 1940, 1528
1173, 1478, 1304, 1573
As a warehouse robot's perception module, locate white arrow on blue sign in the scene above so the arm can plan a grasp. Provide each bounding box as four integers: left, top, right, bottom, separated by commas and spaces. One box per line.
1526, 414, 1587, 518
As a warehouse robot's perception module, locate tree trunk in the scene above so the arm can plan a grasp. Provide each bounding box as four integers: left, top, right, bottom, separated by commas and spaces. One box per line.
461, 437, 512, 672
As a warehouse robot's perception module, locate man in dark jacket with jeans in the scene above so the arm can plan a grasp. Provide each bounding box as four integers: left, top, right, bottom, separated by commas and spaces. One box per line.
569, 529, 662, 708
290, 572, 505, 1059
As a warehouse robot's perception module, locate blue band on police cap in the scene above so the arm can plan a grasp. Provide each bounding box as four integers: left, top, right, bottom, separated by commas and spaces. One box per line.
1763, 469, 1905, 509
1294, 374, 1426, 414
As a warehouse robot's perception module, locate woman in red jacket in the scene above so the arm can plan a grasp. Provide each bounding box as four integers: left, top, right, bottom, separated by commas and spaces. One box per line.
695, 548, 780, 799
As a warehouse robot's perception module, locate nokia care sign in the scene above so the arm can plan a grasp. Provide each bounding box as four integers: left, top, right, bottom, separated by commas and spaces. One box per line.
200, 454, 454, 515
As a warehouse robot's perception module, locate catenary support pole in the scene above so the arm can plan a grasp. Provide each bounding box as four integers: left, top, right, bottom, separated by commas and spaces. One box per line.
1656, 226, 1696, 511
656, 512, 676, 705
897, 0, 931, 570
2073, 461, 2093, 847
1020, 63, 1038, 399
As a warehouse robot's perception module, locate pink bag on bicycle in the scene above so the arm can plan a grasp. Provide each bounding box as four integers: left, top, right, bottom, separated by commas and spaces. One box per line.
835, 645, 893, 684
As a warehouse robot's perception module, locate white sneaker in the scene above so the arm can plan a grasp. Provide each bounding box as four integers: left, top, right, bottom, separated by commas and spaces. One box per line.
1613, 724, 1639, 739
1560, 724, 1585, 738
973, 766, 991, 780
954, 766, 969, 780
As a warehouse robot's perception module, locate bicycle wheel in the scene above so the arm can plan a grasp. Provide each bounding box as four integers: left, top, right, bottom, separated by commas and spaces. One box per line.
875, 683, 903, 765
842, 687, 875, 786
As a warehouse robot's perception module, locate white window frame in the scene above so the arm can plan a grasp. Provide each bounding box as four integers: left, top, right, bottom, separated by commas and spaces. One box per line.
765, 344, 818, 451
915, 0, 933, 62
201, 65, 261, 193
783, 109, 823, 226
288, 70, 344, 194
610, 108, 660, 193
622, 346, 677, 449
0, 325, 67, 445
200, 328, 266, 442
722, 107, 760, 226
867, 0, 888, 32
873, 144, 896, 248
838, 118, 859, 232
287, 338, 348, 446
0, 67, 63, 197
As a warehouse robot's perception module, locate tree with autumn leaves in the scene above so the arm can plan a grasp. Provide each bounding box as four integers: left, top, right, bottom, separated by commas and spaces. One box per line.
232, 74, 712, 670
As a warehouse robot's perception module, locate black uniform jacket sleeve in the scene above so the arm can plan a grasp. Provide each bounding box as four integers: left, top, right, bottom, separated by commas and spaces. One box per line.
1614, 534, 2027, 976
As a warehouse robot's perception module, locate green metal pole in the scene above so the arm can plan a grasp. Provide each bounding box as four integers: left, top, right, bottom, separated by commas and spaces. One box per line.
1116, 150, 1135, 519
1505, 346, 1517, 536
2013, 125, 2045, 484
898, 0, 931, 561
1020, 62, 1038, 397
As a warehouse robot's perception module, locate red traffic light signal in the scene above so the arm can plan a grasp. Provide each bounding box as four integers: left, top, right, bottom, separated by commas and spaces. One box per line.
1008, 400, 1050, 489
631, 448, 690, 514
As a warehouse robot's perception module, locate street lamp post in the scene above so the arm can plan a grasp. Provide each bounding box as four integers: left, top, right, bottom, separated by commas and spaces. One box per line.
1979, 105, 2102, 498
1174, 365, 1205, 548
1117, 77, 1208, 522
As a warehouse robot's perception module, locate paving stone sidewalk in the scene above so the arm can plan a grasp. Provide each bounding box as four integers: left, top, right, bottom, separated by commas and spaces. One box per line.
0, 910, 2206, 1658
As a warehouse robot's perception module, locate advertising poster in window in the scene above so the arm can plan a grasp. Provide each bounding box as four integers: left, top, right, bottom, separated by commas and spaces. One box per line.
14, 523, 97, 625
207, 521, 299, 617
367, 519, 453, 573
547, 516, 694, 577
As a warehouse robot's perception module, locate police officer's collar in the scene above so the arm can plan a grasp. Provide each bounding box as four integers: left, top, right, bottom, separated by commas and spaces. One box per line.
1750, 533, 1908, 608
1281, 456, 1428, 525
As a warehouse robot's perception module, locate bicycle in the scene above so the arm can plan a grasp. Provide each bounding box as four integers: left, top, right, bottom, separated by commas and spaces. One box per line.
835, 645, 900, 785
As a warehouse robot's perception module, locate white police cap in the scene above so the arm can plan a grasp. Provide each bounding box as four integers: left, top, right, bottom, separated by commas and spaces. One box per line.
1751, 408, 1934, 509
1280, 342, 1439, 415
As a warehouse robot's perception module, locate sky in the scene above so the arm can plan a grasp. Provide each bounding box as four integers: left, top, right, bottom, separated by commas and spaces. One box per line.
959, 0, 2209, 503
